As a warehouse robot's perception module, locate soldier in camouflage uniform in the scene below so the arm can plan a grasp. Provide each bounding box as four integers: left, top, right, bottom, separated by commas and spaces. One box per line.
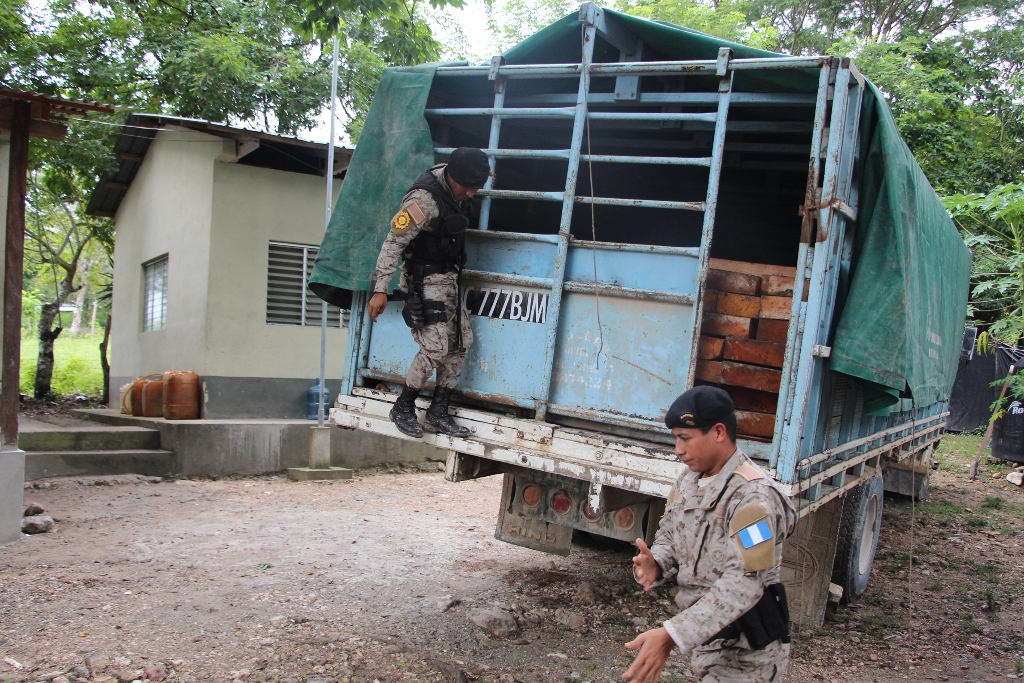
368, 148, 490, 438
625, 386, 798, 683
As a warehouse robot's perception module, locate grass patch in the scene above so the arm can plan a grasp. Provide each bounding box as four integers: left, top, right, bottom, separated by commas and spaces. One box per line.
864, 614, 899, 636
925, 581, 944, 592
965, 559, 1002, 584
984, 587, 1002, 612
934, 433, 983, 468
918, 499, 962, 526
982, 495, 1004, 510
19, 331, 105, 397
963, 617, 984, 633
965, 515, 989, 530
825, 610, 852, 624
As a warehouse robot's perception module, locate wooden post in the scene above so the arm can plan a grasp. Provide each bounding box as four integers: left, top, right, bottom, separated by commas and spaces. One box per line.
2, 102, 28, 449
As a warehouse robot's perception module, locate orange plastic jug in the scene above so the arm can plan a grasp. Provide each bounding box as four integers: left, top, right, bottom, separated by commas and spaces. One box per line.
163, 371, 201, 420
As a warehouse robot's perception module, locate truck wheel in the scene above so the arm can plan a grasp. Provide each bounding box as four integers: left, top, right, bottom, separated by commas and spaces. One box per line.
831, 473, 883, 604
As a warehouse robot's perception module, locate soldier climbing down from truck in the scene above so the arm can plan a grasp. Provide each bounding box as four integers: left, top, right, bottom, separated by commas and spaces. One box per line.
367, 147, 491, 439
625, 386, 797, 683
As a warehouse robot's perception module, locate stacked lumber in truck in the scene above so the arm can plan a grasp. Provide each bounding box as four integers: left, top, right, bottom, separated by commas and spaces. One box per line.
695, 259, 798, 442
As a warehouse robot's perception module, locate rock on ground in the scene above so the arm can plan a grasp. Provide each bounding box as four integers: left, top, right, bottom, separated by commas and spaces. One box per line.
21, 515, 54, 534
85, 651, 109, 673
144, 662, 168, 681
23, 502, 44, 516
437, 595, 459, 613
468, 607, 520, 637
554, 608, 587, 630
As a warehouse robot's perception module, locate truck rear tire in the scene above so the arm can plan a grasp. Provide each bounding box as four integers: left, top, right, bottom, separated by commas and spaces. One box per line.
830, 473, 883, 604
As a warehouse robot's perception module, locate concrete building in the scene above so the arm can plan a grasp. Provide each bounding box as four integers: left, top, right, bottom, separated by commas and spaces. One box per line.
87, 114, 355, 419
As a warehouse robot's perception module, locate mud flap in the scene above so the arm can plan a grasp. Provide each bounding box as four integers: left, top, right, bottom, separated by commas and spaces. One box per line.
494, 472, 573, 556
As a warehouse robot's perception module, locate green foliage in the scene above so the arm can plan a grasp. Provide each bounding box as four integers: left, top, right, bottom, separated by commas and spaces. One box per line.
485, 0, 576, 51
9, 0, 453, 142
851, 18, 1024, 196
618, 0, 780, 49
20, 333, 105, 396
619, 0, 1013, 54
944, 184, 1024, 339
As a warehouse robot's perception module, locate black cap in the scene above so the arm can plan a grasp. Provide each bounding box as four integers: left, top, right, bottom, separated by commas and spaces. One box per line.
665, 386, 735, 430
446, 147, 490, 188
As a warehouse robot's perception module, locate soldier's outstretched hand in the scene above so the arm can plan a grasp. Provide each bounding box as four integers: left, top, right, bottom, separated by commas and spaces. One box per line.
623, 627, 675, 683
368, 292, 388, 321
633, 539, 660, 591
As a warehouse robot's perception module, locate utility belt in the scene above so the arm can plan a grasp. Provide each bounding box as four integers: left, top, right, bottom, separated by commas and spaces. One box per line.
397, 261, 458, 335
703, 583, 790, 650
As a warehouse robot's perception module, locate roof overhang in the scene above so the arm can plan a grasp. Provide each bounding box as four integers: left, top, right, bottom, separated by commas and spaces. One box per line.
0, 86, 114, 141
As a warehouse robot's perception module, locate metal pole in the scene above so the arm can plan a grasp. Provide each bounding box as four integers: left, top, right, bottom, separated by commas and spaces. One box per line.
317, 35, 340, 429
2, 103, 29, 450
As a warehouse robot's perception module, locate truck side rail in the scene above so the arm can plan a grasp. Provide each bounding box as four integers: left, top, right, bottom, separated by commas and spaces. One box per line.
330, 388, 945, 519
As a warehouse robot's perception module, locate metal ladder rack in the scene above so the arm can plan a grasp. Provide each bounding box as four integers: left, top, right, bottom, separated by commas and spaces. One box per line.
424, 4, 753, 421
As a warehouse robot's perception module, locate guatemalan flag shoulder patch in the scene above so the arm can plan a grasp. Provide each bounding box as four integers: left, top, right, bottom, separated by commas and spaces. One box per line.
729, 503, 776, 572
738, 519, 773, 549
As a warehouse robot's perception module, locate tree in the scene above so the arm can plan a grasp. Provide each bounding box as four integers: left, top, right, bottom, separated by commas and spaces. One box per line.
24, 170, 112, 398
848, 16, 1024, 194
485, 0, 576, 51
4, 0, 455, 399
618, 0, 780, 49
744, 0, 1013, 54
943, 185, 1024, 342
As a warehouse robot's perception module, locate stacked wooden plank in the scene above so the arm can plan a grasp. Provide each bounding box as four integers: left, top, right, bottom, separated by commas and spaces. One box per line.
695, 259, 798, 442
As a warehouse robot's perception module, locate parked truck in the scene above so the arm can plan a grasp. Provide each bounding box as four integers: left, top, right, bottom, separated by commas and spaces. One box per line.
310, 3, 970, 628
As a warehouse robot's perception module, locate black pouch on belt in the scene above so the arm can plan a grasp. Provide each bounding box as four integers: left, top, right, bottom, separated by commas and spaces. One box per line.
402, 290, 448, 329
703, 583, 790, 649
402, 289, 426, 329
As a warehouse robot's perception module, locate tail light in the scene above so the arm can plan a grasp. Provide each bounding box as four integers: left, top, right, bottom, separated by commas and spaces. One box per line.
614, 508, 635, 530
582, 502, 601, 521
552, 491, 572, 515
522, 484, 542, 507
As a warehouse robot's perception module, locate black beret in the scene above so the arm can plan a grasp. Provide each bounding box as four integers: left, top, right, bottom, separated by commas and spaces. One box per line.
665, 386, 735, 430
446, 147, 490, 188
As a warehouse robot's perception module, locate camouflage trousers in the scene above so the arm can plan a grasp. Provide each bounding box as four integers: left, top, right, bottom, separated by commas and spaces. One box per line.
689, 637, 789, 682
406, 274, 473, 390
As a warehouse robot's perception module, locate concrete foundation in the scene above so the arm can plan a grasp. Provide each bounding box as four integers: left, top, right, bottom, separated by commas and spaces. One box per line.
74, 409, 444, 477
0, 449, 25, 544
111, 376, 345, 420
286, 466, 352, 481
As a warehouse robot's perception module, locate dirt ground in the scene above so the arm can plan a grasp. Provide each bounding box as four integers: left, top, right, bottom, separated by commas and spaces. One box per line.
2, 432, 1023, 683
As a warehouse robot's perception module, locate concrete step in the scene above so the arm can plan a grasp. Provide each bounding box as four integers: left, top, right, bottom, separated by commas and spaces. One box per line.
19, 426, 161, 452
69, 409, 161, 428
25, 450, 175, 480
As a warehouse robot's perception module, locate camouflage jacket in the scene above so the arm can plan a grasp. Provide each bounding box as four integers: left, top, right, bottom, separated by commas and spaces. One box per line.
648, 448, 797, 654
371, 165, 452, 294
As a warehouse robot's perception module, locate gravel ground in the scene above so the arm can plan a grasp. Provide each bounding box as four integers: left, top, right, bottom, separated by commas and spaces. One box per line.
1, 433, 1022, 683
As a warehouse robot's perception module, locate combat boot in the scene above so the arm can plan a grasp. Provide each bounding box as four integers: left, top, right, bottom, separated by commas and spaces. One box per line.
390, 386, 423, 438
422, 387, 471, 437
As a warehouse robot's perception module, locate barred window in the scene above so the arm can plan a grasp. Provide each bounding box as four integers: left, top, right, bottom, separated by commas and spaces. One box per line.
266, 241, 348, 327
142, 255, 168, 332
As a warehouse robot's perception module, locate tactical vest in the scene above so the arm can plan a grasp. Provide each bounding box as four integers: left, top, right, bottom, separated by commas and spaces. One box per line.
403, 165, 471, 277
